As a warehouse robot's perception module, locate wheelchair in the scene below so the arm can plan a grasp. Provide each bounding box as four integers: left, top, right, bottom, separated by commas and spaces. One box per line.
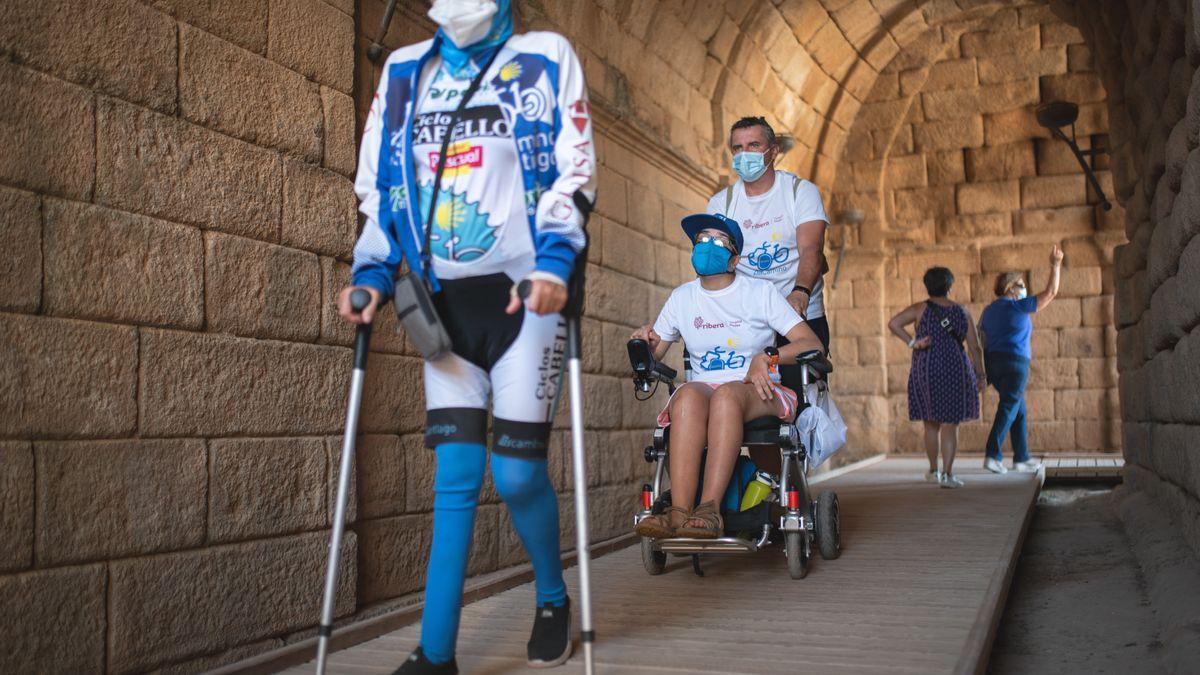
627, 339, 841, 579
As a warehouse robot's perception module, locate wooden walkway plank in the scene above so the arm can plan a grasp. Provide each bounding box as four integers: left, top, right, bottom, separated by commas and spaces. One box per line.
283, 458, 1039, 675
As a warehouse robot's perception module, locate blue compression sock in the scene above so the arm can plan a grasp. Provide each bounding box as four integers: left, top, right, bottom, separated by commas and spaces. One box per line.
419, 442, 486, 665
491, 454, 567, 607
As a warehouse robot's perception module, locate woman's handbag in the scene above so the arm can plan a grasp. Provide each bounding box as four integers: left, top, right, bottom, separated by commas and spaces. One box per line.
391, 45, 503, 361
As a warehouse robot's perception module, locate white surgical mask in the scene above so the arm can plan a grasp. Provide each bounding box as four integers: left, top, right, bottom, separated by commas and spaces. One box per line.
1015, 287, 1027, 300
428, 0, 497, 48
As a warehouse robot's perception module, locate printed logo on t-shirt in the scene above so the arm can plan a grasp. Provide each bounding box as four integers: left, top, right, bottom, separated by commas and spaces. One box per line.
417, 182, 498, 262
745, 242, 790, 273
741, 218, 769, 230
694, 316, 742, 330
427, 140, 484, 177
698, 346, 746, 372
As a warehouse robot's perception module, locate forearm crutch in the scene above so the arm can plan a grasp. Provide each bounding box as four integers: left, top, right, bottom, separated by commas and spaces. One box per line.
316, 288, 374, 675
519, 262, 596, 674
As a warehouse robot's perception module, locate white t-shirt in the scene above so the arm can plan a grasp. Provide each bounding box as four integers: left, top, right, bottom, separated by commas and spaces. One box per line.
653, 275, 803, 384
411, 63, 535, 280
706, 170, 829, 319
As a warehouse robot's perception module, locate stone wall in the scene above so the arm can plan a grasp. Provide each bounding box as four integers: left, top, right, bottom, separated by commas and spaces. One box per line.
827, 2, 1125, 457
1071, 0, 1200, 559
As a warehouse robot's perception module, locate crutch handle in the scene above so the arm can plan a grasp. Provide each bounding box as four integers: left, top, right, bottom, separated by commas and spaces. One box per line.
349, 288, 373, 314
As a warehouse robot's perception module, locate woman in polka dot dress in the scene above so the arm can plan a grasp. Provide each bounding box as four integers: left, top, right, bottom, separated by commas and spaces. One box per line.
888, 267, 986, 488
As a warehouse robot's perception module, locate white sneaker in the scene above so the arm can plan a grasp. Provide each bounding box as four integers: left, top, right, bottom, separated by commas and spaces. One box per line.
1014, 459, 1043, 472
925, 470, 941, 483
984, 458, 1008, 474
940, 473, 964, 489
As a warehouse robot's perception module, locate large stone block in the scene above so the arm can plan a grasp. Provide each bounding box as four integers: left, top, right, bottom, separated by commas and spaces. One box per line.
1081, 295, 1113, 326
899, 58, 977, 95
0, 0, 175, 111
322, 87, 357, 176
584, 265, 651, 326
0, 315, 136, 438
205, 232, 321, 341
957, 180, 1020, 215
268, 0, 354, 93
1028, 357, 1078, 389
602, 222, 656, 282
35, 439, 206, 564
356, 434, 410, 520
282, 158, 357, 258
921, 80, 1040, 122
357, 514, 429, 603
139, 329, 349, 436
180, 24, 322, 160
980, 242, 1054, 272
43, 199, 204, 329
977, 47, 1068, 84
927, 150, 966, 185
151, 0, 268, 53
965, 142, 1037, 182
1030, 265, 1104, 298
1035, 136, 1094, 175
360, 353, 426, 434
1035, 297, 1083, 328
96, 98, 281, 241
914, 115, 984, 151
1029, 420, 1075, 450
108, 531, 354, 672
961, 26, 1039, 57
0, 62, 94, 200
1041, 72, 1107, 104
0, 186, 40, 312
626, 180, 665, 240
938, 213, 1012, 240
209, 437, 326, 542
983, 107, 1050, 146
1055, 388, 1109, 419
895, 246, 981, 279
1015, 205, 1096, 236
1020, 174, 1087, 209
0, 564, 105, 673
0, 442, 33, 572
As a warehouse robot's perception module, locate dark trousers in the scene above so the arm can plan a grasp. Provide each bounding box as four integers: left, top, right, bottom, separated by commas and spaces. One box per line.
984, 351, 1031, 462
778, 314, 830, 393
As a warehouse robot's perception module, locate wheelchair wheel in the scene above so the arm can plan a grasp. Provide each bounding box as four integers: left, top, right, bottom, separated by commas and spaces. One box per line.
641, 537, 666, 575
815, 491, 841, 560
785, 530, 808, 579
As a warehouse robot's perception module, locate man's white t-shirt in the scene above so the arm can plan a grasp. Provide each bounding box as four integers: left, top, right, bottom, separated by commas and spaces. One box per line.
653, 275, 803, 384
706, 170, 829, 319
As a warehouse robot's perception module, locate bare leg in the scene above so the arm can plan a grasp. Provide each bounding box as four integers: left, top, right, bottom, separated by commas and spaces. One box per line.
941, 423, 958, 475
664, 383, 714, 510
699, 383, 783, 504
923, 421, 940, 474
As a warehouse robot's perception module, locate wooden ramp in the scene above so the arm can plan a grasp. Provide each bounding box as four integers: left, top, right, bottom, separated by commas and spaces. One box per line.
285, 458, 1039, 675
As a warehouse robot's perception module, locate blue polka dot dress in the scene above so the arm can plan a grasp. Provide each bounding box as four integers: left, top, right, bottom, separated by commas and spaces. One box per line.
908, 301, 979, 424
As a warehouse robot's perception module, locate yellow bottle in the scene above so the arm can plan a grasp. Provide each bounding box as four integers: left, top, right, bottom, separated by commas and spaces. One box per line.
740, 471, 777, 511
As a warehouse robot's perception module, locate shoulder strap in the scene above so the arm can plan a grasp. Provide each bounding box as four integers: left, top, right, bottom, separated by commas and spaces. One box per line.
421, 44, 504, 284
724, 185, 734, 213
792, 174, 803, 197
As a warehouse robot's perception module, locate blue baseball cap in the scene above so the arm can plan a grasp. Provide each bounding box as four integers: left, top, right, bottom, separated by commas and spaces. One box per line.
681, 213, 744, 254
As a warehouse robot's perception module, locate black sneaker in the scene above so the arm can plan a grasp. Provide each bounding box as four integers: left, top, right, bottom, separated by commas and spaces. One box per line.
527, 596, 573, 668
392, 646, 458, 675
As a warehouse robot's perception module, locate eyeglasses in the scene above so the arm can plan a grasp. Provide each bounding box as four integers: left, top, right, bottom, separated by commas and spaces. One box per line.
1013, 282, 1027, 289
694, 233, 734, 251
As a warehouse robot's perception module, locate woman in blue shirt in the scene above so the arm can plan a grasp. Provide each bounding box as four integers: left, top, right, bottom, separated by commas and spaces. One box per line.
978, 245, 1063, 474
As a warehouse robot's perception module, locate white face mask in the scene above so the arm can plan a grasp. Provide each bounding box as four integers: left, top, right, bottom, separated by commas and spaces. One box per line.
1014, 287, 1028, 300
428, 0, 498, 48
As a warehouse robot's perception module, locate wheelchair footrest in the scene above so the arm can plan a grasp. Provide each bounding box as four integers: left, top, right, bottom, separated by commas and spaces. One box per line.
654, 536, 763, 555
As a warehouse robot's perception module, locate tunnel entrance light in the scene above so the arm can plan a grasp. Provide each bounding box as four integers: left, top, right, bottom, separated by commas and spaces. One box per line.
1036, 101, 1112, 211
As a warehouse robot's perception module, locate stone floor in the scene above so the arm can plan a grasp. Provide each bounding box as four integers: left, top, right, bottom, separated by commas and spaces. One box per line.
989, 485, 1166, 674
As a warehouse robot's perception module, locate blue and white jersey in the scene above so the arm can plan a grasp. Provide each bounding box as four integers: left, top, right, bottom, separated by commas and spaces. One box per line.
653, 275, 803, 385
352, 32, 596, 295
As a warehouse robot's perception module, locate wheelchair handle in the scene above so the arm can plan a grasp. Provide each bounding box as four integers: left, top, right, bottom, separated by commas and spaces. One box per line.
796, 349, 833, 375
627, 339, 676, 391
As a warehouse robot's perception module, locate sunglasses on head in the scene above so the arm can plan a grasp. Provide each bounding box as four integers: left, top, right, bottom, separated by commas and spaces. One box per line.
694, 233, 734, 251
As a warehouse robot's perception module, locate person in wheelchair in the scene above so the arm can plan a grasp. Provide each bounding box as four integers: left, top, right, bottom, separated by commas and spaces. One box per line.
630, 213, 826, 540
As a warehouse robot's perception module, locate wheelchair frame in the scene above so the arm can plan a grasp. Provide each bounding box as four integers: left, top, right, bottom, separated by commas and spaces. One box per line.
630, 345, 840, 579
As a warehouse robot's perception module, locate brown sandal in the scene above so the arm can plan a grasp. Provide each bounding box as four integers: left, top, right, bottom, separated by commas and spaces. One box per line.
634, 505, 689, 539
676, 500, 723, 539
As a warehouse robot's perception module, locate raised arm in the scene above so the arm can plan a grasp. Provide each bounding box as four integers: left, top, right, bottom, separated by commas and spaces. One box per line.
1036, 244, 1064, 311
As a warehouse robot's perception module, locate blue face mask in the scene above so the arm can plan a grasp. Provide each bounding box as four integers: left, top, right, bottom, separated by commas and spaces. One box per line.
732, 151, 768, 182
691, 240, 733, 276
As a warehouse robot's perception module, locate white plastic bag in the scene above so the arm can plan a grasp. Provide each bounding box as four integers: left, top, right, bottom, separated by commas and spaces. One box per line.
795, 382, 847, 467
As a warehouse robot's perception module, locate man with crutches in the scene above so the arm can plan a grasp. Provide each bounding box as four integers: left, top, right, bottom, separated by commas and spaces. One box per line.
330, 0, 596, 672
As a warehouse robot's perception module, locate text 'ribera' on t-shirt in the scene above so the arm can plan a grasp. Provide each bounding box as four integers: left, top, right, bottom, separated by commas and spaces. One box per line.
653, 275, 803, 384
